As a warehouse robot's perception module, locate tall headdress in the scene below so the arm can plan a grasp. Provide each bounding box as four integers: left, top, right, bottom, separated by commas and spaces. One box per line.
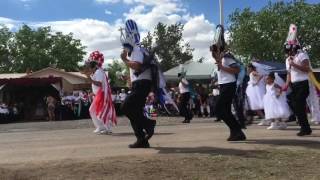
285, 24, 300, 46
284, 24, 301, 54
210, 24, 226, 53
120, 19, 141, 51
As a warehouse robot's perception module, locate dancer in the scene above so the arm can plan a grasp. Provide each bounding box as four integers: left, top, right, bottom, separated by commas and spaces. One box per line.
264, 73, 290, 130
178, 72, 193, 123
120, 19, 156, 148
210, 24, 246, 141
283, 24, 312, 136
245, 63, 266, 125
84, 51, 116, 135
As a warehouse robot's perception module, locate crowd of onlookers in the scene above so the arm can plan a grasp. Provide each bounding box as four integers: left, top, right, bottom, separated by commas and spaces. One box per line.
0, 102, 19, 123
57, 91, 92, 120
166, 82, 220, 118
0, 83, 220, 123
111, 89, 128, 116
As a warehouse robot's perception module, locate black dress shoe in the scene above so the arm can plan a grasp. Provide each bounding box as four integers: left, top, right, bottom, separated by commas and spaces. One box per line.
129, 140, 150, 148
297, 129, 312, 136
227, 131, 246, 141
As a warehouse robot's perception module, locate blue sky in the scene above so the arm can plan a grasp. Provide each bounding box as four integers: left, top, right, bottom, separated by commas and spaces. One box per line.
1, 0, 319, 24
0, 0, 319, 60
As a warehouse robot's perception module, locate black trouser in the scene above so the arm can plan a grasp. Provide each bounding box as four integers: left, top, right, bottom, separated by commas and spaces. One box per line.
291, 80, 311, 131
122, 80, 153, 141
233, 86, 247, 128
233, 97, 246, 128
215, 82, 242, 133
180, 92, 192, 120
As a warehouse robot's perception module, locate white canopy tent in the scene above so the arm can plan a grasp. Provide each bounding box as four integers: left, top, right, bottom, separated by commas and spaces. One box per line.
164, 61, 216, 82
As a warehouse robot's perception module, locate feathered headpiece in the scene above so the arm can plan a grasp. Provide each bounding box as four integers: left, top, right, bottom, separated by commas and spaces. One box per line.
88, 51, 104, 67
210, 24, 226, 53
120, 19, 141, 51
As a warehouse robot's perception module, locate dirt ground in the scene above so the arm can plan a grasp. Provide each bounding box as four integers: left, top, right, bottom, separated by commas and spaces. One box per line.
0, 117, 320, 180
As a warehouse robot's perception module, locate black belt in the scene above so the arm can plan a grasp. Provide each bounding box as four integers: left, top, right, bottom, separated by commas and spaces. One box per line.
292, 80, 308, 86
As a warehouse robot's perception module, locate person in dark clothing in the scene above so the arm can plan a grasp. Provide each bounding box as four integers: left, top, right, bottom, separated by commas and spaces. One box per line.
233, 74, 249, 129
284, 44, 312, 136
120, 19, 155, 148
210, 25, 246, 141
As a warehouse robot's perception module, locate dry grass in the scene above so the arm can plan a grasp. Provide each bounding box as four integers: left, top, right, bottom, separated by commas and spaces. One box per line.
1, 148, 320, 180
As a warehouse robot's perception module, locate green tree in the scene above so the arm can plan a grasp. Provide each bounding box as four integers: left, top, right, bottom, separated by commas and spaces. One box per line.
50, 32, 86, 71
13, 25, 54, 72
0, 24, 86, 73
141, 23, 194, 71
228, 0, 320, 66
0, 25, 14, 73
107, 60, 128, 87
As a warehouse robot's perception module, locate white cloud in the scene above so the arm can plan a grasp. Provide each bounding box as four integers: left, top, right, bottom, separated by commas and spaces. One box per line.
95, 0, 120, 4
122, 0, 215, 61
0, 17, 20, 30
33, 19, 124, 61
183, 15, 215, 61
0, 0, 216, 64
17, 0, 36, 10
123, 0, 185, 31
104, 9, 112, 15
123, 0, 134, 4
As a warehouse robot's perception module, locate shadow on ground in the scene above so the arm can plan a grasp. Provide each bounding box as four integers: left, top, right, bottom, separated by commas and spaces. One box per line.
112, 132, 174, 137
153, 146, 268, 158
241, 139, 320, 149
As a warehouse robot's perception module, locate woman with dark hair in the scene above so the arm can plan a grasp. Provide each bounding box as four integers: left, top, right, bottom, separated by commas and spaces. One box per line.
84, 51, 116, 135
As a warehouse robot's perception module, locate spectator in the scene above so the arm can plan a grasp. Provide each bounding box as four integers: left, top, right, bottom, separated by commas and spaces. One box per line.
73, 92, 81, 119
46, 95, 56, 121
80, 91, 91, 119
119, 89, 127, 103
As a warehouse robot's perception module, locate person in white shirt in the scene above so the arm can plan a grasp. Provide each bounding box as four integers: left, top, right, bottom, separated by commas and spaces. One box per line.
284, 44, 312, 136
210, 24, 246, 141
120, 19, 155, 148
119, 89, 127, 103
212, 51, 246, 141
84, 51, 117, 135
178, 73, 193, 123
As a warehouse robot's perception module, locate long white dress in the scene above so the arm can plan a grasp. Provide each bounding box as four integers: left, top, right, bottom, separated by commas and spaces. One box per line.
246, 72, 265, 110
263, 83, 290, 120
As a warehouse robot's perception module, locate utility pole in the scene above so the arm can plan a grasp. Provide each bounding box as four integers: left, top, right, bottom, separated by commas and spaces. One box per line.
219, 0, 224, 25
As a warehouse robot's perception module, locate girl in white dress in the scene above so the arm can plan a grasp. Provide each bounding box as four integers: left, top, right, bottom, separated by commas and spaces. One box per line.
246, 64, 266, 123
264, 73, 290, 130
